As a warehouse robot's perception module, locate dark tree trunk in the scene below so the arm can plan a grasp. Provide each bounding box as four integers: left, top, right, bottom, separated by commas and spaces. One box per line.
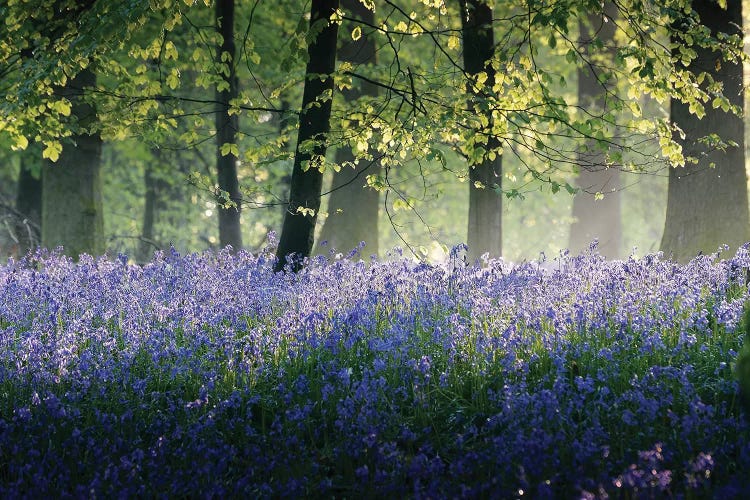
138, 164, 158, 263
569, 3, 622, 258
13, 34, 42, 255
316, 0, 379, 257
42, 68, 104, 258
660, 0, 748, 262
278, 98, 292, 221
137, 149, 168, 263
275, 0, 340, 271
215, 0, 243, 250
15, 148, 42, 254
459, 0, 502, 262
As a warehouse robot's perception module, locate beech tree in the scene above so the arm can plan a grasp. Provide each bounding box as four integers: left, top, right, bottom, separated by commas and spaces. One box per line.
316, 0, 380, 257
459, 0, 503, 261
31, 1, 106, 257
660, 0, 748, 262
568, 3, 622, 258
274, 0, 340, 271
136, 148, 170, 263
10, 43, 43, 256
215, 0, 243, 250
319, 1, 743, 260
14, 148, 42, 255
41, 68, 104, 257
0, 0, 151, 257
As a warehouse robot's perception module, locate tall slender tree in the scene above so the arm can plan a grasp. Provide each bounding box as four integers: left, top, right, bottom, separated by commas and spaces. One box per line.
12, 43, 43, 255
138, 164, 158, 262
316, 0, 379, 257
215, 0, 243, 250
42, 68, 104, 257
459, 0, 502, 261
137, 148, 169, 263
15, 148, 42, 254
569, 3, 622, 258
660, 0, 748, 262
275, 0, 340, 271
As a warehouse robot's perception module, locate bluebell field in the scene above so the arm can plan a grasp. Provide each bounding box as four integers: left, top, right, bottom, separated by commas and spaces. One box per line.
2, 238, 750, 497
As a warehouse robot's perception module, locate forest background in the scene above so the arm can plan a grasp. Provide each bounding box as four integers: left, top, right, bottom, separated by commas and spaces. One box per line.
0, 0, 748, 266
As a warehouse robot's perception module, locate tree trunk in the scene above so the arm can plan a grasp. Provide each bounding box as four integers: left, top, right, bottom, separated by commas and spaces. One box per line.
138, 164, 158, 263
316, 0, 379, 257
42, 68, 104, 258
13, 36, 42, 255
15, 148, 42, 254
215, 0, 243, 250
137, 149, 168, 263
660, 0, 748, 262
459, 0, 502, 262
569, 3, 622, 258
275, 0, 340, 271
278, 99, 292, 221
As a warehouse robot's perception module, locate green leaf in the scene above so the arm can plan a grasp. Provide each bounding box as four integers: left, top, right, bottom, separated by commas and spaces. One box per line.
220, 143, 239, 157
392, 198, 410, 212
12, 134, 28, 151
166, 71, 180, 90
42, 141, 62, 162
51, 99, 72, 117
296, 206, 316, 217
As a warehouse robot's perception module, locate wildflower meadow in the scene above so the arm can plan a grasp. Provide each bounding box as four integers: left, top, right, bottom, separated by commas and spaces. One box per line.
1, 239, 750, 497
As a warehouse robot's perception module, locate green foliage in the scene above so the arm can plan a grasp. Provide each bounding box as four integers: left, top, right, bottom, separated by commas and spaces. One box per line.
0, 0, 743, 257
3, 1, 740, 170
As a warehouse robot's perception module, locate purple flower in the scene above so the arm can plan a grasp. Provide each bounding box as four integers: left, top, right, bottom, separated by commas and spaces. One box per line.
0, 240, 748, 496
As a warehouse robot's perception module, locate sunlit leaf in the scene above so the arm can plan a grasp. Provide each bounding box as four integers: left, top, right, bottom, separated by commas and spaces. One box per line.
42, 141, 62, 162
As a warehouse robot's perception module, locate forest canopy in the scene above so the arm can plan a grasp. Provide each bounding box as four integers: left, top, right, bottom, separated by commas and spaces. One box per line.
0, 0, 746, 264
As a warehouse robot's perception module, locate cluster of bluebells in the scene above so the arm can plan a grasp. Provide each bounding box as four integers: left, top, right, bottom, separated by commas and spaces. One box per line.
1, 237, 750, 497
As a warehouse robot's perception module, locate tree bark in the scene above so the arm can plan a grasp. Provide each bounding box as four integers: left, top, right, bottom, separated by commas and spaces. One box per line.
138, 165, 158, 263
137, 149, 169, 263
569, 3, 622, 258
459, 0, 502, 262
275, 0, 340, 271
660, 0, 748, 262
215, 0, 243, 250
13, 35, 42, 255
278, 99, 292, 221
15, 148, 42, 254
315, 0, 379, 257
42, 68, 104, 258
